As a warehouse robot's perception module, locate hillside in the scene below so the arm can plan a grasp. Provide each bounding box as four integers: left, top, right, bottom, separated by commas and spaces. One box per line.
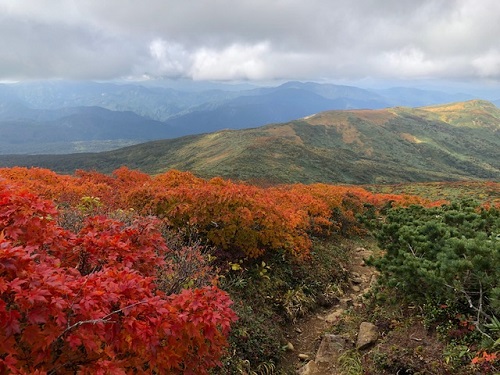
0, 105, 175, 154
164, 86, 388, 136
0, 80, 482, 154
1, 100, 498, 184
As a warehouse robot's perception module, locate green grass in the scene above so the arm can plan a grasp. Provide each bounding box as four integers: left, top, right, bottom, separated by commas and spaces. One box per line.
365, 181, 499, 206
215, 238, 353, 374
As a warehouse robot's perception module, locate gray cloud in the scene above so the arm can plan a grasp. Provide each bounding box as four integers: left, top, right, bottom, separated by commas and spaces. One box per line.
1, 0, 500, 83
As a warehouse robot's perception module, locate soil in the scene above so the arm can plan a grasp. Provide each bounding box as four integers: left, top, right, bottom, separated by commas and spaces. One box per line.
278, 240, 459, 375
280, 244, 377, 374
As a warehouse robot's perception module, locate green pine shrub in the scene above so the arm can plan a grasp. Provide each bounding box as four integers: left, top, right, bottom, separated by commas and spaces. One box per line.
372, 200, 499, 345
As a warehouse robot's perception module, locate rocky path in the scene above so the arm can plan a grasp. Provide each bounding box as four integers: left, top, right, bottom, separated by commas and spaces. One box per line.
283, 246, 379, 374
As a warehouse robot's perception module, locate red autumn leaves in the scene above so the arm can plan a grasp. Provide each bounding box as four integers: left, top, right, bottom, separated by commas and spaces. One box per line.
0, 182, 236, 374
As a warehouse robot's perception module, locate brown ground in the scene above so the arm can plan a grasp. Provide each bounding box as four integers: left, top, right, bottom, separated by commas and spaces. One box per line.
280, 245, 376, 374
278, 240, 468, 375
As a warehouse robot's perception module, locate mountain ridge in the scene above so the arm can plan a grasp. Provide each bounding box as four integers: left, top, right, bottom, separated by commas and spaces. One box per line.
0, 80, 487, 154
1, 100, 498, 184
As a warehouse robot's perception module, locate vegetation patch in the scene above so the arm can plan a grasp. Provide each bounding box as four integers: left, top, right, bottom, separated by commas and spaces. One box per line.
1, 101, 499, 183
364, 199, 499, 374
0, 166, 498, 373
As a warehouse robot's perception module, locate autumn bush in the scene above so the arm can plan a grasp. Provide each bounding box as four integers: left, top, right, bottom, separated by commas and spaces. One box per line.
123, 176, 318, 259
0, 181, 237, 374
0, 167, 434, 264
1, 166, 466, 373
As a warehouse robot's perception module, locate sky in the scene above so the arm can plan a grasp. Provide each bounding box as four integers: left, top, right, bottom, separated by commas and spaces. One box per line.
1, 0, 500, 91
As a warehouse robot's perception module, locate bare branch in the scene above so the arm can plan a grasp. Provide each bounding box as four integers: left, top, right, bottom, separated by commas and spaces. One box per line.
444, 282, 493, 341
58, 300, 148, 340
407, 243, 420, 258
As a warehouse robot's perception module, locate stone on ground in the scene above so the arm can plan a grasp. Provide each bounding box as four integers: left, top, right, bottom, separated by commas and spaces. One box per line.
356, 322, 378, 350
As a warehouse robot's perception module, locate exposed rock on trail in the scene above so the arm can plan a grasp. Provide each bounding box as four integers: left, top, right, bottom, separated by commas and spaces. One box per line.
284, 245, 379, 374
356, 322, 379, 350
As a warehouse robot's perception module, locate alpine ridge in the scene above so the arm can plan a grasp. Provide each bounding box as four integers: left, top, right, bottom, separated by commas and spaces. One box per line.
0, 100, 498, 184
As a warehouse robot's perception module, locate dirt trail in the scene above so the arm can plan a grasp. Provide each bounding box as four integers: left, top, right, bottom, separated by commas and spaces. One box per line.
282, 245, 378, 374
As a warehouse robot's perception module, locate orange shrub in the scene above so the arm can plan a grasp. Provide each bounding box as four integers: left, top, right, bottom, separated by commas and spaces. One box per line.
0, 167, 441, 261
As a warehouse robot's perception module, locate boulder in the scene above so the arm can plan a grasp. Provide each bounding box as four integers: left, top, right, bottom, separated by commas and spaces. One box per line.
315, 334, 349, 363
356, 322, 378, 350
297, 360, 318, 375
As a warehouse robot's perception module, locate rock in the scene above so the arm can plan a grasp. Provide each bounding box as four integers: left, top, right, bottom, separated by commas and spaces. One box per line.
315, 334, 349, 363
285, 342, 295, 351
297, 360, 318, 375
351, 277, 363, 284
356, 322, 378, 350
352, 271, 361, 277
295, 327, 303, 333
298, 353, 310, 360
352, 285, 361, 292
325, 309, 343, 323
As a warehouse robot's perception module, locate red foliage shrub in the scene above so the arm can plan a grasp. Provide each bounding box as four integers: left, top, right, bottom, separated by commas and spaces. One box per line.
0, 182, 237, 374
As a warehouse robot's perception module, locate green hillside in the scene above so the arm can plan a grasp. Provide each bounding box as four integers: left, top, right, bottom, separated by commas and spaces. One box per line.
1, 100, 498, 184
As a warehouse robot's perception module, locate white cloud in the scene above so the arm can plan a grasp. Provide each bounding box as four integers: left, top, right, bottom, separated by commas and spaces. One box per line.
378, 46, 440, 78
190, 42, 270, 80
148, 39, 190, 77
472, 49, 500, 78
1, 0, 500, 84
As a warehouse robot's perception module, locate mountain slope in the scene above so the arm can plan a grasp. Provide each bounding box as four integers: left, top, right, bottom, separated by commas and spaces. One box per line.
1, 100, 498, 184
2, 81, 240, 121
1, 81, 490, 155
0, 103, 176, 154
164, 87, 387, 136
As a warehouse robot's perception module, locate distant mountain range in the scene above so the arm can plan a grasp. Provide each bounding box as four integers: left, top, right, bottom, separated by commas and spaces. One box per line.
1, 100, 498, 184
0, 80, 489, 154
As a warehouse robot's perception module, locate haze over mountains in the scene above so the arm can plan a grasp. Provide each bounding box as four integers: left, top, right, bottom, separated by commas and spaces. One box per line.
0, 80, 489, 154
1, 98, 498, 184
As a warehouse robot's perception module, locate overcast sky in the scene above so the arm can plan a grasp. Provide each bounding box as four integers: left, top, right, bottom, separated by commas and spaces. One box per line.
1, 0, 500, 89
